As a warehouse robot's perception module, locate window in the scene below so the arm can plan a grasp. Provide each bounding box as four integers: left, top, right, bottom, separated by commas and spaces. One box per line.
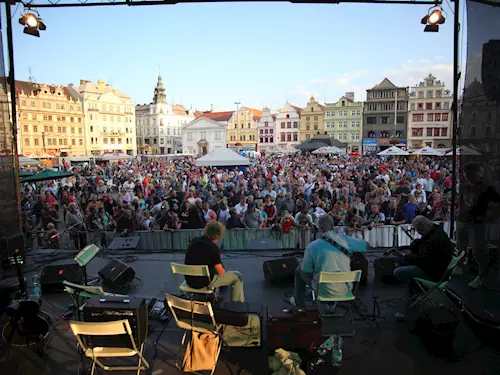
343, 111, 347, 116
412, 128, 423, 137
395, 130, 403, 138
425, 103, 432, 110
410, 103, 415, 110
418, 91, 424, 98
306, 116, 310, 121
427, 90, 433, 98
293, 121, 298, 128
435, 114, 441, 121
59, 139, 63, 145
412, 114, 424, 122
380, 130, 389, 138
435, 102, 441, 109
313, 116, 318, 121
381, 117, 389, 124
351, 133, 360, 140
49, 126, 53, 132
436, 90, 442, 97
30, 101, 36, 107
34, 139, 39, 146
281, 134, 285, 142
367, 117, 376, 124
443, 102, 450, 110
287, 122, 291, 128
72, 139, 76, 146
352, 110, 356, 116
79, 128, 83, 134
417, 103, 423, 110
23, 125, 28, 132
33, 125, 38, 132
79, 139, 83, 146
47, 139, 52, 146
313, 123, 318, 130
287, 134, 292, 142
442, 113, 449, 121
24, 138, 29, 146
427, 128, 433, 136
367, 131, 376, 138
293, 134, 298, 142
356, 110, 361, 116
305, 134, 311, 140
427, 114, 434, 121
397, 116, 404, 124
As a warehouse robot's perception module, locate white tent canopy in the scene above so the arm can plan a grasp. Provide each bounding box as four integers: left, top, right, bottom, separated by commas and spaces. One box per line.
411, 147, 445, 156
18, 156, 41, 166
195, 148, 250, 167
445, 146, 482, 156
98, 152, 135, 161
377, 146, 409, 156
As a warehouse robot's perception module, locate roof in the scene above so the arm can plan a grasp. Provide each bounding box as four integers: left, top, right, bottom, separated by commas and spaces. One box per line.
77, 79, 131, 100
370, 78, 397, 90
172, 104, 190, 116
291, 105, 303, 113
253, 115, 262, 122
195, 148, 250, 167
195, 111, 234, 122
242, 107, 263, 117
2, 79, 76, 101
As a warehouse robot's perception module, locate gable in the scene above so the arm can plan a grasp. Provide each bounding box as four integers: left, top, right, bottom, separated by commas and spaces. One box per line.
183, 117, 226, 131
373, 78, 397, 90
98, 92, 124, 104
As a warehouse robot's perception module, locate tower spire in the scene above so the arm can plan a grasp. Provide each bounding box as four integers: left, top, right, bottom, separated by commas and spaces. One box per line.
153, 74, 167, 104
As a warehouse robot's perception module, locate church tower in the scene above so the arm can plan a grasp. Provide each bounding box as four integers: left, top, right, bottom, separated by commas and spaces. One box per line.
153, 74, 167, 104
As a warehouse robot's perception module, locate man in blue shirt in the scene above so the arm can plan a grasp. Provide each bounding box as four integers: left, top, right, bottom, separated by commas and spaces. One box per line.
288, 215, 367, 308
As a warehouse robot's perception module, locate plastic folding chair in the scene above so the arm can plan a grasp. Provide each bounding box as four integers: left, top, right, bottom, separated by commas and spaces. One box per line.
69, 319, 150, 375
410, 250, 466, 309
170, 263, 217, 299
166, 294, 223, 375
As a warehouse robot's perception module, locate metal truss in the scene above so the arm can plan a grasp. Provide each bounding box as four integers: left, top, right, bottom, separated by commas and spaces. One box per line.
15, 0, 443, 9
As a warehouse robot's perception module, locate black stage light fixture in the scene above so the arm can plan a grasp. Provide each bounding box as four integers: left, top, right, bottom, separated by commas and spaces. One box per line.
19, 9, 46, 38
421, 5, 446, 32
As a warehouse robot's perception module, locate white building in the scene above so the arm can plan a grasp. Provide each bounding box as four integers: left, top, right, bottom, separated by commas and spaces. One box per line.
136, 75, 193, 154
182, 117, 227, 156
69, 79, 136, 156
275, 102, 301, 146
257, 107, 276, 151
408, 74, 453, 149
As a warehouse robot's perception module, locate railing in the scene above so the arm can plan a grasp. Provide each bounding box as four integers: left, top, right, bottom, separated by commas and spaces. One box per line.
29, 223, 456, 251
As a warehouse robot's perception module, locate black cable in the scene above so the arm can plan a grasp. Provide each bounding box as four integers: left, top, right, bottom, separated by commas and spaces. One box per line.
151, 316, 172, 361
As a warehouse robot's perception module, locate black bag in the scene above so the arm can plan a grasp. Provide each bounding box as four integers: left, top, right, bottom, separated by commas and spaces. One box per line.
414, 307, 459, 357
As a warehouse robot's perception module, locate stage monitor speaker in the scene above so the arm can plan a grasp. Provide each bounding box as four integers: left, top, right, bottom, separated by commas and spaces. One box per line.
374, 255, 402, 285
40, 263, 84, 293
263, 257, 299, 284
83, 296, 147, 348
415, 306, 459, 358
98, 258, 135, 286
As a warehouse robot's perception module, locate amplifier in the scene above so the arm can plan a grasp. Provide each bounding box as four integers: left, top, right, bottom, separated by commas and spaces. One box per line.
267, 309, 323, 350
374, 255, 403, 285
83, 296, 148, 348
40, 263, 84, 293
263, 257, 299, 284
0, 234, 25, 270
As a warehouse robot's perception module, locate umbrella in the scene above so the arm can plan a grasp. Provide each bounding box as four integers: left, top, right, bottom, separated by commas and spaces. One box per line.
377, 146, 409, 156
445, 146, 482, 156
18, 156, 41, 166
21, 170, 74, 182
411, 147, 445, 156
19, 170, 34, 177
295, 141, 328, 151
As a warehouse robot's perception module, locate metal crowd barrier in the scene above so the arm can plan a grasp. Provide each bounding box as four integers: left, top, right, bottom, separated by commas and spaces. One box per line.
29, 222, 456, 251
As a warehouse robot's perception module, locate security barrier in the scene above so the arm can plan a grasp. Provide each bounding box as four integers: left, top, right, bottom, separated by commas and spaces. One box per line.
30, 222, 455, 251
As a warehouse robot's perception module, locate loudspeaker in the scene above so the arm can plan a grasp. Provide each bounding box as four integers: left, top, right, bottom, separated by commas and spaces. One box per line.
415, 307, 459, 357
1, 233, 25, 270
263, 257, 299, 284
83, 296, 148, 348
267, 309, 323, 350
40, 263, 84, 293
374, 255, 403, 285
98, 258, 135, 286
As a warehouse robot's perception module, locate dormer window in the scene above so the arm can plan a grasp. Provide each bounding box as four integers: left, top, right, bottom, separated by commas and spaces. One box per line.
342, 101, 345, 106
286, 114, 290, 118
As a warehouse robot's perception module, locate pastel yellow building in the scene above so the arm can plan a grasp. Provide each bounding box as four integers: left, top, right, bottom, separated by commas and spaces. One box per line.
300, 96, 324, 141
227, 106, 262, 151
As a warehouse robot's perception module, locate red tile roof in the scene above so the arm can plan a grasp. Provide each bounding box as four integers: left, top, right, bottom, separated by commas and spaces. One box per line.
172, 104, 190, 116
291, 105, 303, 113
195, 111, 234, 122
1, 78, 75, 101
242, 107, 263, 117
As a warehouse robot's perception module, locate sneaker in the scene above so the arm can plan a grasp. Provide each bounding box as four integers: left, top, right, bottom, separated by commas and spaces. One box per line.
468, 276, 482, 289
325, 303, 338, 313
394, 312, 405, 321
284, 296, 296, 306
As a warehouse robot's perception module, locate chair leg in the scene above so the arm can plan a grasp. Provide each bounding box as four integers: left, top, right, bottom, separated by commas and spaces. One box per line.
90, 361, 96, 375
210, 338, 223, 375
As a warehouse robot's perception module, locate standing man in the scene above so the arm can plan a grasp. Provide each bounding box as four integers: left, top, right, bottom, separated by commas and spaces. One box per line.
185, 221, 245, 302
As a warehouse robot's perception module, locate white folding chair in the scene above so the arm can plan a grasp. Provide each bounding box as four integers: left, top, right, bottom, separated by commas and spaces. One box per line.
315, 270, 362, 336
69, 319, 149, 375
170, 263, 217, 298
166, 294, 222, 375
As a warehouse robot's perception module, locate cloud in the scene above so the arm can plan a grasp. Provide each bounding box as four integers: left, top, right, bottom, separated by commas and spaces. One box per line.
379, 60, 453, 89
419, 58, 431, 64
308, 78, 330, 84
335, 70, 369, 85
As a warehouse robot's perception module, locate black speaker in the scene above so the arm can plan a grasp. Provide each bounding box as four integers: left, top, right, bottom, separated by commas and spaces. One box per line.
98, 258, 135, 286
1, 233, 25, 270
83, 296, 148, 348
415, 307, 459, 357
263, 257, 299, 284
40, 263, 84, 293
374, 255, 403, 285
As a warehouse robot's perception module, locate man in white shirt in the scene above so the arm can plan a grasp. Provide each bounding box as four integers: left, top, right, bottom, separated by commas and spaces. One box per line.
234, 196, 248, 217
123, 178, 135, 194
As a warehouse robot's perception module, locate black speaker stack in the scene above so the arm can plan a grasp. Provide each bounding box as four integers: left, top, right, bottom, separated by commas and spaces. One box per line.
40, 263, 84, 293
263, 257, 299, 284
83, 295, 148, 348
98, 258, 136, 287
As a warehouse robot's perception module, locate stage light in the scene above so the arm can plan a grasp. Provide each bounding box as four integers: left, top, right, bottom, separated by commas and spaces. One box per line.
19, 9, 46, 38
421, 6, 446, 32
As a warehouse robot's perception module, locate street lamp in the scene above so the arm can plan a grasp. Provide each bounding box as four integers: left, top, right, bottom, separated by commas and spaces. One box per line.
234, 101, 240, 150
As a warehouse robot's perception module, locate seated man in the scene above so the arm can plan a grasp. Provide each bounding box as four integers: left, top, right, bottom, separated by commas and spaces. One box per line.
184, 221, 245, 302
288, 215, 368, 308
393, 215, 453, 287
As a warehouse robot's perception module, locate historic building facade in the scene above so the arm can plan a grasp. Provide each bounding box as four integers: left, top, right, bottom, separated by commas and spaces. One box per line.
324, 93, 363, 152
407, 74, 453, 149
363, 78, 408, 153
227, 106, 261, 151
135, 75, 193, 155
275, 102, 301, 147
182, 117, 227, 155
256, 107, 276, 151
299, 96, 324, 141
16, 80, 85, 157
69, 79, 136, 156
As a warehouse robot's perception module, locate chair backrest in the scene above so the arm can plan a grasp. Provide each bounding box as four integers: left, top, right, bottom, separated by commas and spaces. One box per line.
440, 249, 466, 282
165, 294, 217, 332
319, 270, 362, 284
63, 280, 105, 297
170, 263, 210, 277
69, 320, 139, 352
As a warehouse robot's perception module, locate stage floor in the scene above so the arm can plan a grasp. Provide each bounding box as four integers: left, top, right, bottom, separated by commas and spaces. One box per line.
1, 249, 499, 375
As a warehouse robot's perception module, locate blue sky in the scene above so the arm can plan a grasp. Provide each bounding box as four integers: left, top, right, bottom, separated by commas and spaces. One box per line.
6, 1, 464, 111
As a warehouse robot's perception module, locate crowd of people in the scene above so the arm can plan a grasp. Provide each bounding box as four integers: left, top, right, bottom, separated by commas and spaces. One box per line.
20, 153, 455, 250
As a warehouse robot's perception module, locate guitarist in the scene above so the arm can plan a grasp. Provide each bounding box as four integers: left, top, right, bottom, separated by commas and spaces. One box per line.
392, 215, 453, 291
